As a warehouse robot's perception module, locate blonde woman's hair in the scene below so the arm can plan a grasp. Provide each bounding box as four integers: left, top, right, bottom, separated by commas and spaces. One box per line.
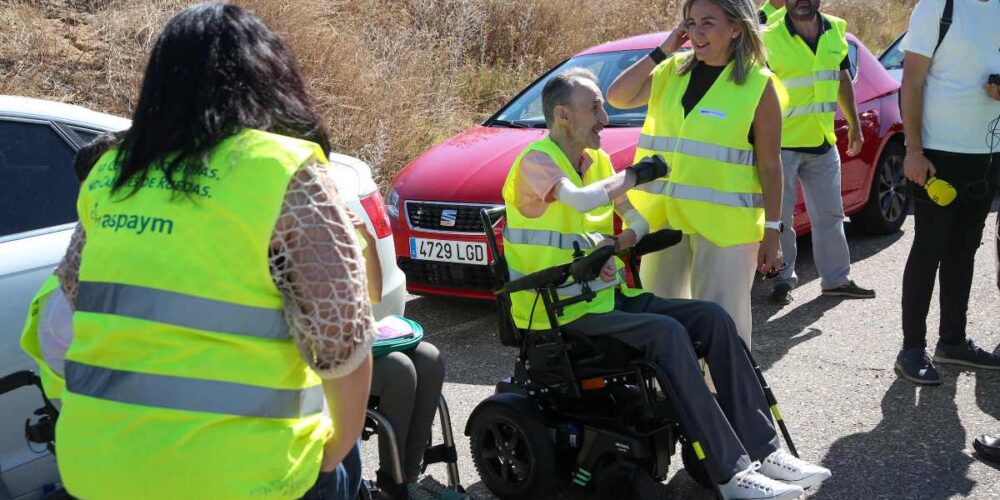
678, 0, 768, 85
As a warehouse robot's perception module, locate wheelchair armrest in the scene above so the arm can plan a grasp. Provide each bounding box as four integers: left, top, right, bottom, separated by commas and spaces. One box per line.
500, 263, 571, 294
569, 245, 615, 284
501, 244, 616, 295
620, 229, 683, 260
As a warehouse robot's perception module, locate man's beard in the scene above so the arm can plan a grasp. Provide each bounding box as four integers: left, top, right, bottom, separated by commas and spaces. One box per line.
790, 0, 817, 20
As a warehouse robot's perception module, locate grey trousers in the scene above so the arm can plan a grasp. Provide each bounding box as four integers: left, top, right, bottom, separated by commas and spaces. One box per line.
562, 292, 779, 483
370, 342, 446, 479
777, 148, 852, 289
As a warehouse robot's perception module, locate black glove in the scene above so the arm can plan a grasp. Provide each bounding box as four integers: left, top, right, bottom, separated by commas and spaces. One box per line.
628, 155, 669, 186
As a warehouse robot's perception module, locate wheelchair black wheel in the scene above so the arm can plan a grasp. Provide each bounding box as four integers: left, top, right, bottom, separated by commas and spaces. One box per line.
469, 403, 558, 499
680, 441, 714, 490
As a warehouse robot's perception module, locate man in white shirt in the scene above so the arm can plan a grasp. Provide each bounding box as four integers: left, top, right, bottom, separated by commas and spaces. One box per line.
896, 0, 1000, 385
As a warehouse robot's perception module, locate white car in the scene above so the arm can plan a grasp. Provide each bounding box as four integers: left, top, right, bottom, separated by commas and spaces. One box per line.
0, 95, 405, 499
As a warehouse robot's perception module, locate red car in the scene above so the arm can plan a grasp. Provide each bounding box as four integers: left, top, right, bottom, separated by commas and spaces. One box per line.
388, 32, 905, 299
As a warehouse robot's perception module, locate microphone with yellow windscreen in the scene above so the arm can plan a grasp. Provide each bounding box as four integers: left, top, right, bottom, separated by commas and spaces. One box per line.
925, 177, 957, 206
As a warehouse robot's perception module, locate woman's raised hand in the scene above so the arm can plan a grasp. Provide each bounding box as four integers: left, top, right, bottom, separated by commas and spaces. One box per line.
661, 18, 690, 54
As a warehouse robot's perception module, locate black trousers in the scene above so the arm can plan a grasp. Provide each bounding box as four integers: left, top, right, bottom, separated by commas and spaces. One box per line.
901, 150, 999, 350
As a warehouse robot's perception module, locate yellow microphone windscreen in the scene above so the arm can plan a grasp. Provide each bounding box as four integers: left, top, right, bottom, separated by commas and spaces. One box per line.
925, 177, 957, 206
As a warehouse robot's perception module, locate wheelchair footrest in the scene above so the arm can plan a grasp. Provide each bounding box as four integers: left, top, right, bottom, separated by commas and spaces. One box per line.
423, 444, 458, 465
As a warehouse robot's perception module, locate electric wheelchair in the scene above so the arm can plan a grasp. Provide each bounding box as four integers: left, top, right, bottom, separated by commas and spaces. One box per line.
464, 207, 798, 499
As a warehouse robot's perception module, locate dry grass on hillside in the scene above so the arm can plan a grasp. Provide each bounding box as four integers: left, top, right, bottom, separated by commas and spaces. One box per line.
0, 0, 914, 184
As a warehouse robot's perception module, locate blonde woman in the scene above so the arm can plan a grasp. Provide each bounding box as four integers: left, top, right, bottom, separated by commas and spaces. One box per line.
608, 0, 785, 347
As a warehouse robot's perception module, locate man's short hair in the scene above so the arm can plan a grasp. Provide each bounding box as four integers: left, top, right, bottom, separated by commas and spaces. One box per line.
542, 68, 600, 128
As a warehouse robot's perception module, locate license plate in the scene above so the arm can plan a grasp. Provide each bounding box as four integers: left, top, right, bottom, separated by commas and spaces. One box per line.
409, 238, 487, 265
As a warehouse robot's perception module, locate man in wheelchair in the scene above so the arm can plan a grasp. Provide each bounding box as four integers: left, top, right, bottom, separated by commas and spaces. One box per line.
497, 68, 830, 499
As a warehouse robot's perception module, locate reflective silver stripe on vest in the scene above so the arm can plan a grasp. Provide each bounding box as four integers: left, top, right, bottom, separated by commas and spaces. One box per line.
784, 101, 837, 119
635, 180, 669, 195
502, 227, 599, 250
636, 180, 762, 209
637, 135, 754, 166
65, 361, 324, 419
782, 70, 840, 89
813, 70, 840, 82
76, 282, 289, 340
665, 182, 763, 209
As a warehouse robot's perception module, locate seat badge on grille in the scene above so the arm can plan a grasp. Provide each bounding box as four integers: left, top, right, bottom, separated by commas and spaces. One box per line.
440, 209, 458, 227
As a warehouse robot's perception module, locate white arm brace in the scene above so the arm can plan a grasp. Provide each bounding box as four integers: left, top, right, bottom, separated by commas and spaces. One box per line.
554, 178, 610, 213
621, 208, 649, 240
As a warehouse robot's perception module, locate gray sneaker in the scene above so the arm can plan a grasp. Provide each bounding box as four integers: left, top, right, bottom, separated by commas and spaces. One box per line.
933, 339, 1000, 369
822, 280, 875, 298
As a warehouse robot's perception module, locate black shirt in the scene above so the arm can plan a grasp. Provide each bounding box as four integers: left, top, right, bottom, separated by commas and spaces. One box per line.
781, 12, 851, 154
682, 62, 756, 145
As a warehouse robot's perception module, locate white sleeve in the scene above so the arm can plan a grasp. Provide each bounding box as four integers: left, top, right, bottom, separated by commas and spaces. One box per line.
900, 0, 945, 59
553, 178, 611, 213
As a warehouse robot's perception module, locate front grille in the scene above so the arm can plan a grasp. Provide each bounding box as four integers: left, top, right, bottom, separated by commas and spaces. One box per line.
406, 201, 500, 233
399, 258, 495, 292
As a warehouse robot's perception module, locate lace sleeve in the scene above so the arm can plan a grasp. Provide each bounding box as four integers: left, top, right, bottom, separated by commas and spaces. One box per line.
271, 161, 377, 379
55, 224, 85, 310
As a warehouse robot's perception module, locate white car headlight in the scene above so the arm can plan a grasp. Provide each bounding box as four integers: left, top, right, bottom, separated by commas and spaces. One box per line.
385, 187, 400, 219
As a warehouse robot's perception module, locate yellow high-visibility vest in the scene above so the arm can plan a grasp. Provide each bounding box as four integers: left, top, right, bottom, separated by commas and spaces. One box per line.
629, 54, 771, 247
760, 1, 785, 25
19, 275, 66, 400
763, 14, 848, 147
501, 136, 642, 329
57, 129, 333, 499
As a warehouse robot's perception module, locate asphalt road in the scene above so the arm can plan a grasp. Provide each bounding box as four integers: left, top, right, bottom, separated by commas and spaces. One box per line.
361, 207, 1000, 499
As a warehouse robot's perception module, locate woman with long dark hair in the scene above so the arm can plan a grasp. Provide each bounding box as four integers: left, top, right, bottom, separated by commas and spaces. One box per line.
54, 4, 373, 499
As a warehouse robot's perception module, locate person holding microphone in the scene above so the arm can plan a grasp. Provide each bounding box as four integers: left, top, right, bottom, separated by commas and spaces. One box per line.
608, 0, 785, 347
894, 0, 1000, 385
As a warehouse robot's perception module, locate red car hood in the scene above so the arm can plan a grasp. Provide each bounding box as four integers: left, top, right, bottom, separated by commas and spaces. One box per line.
392, 125, 641, 203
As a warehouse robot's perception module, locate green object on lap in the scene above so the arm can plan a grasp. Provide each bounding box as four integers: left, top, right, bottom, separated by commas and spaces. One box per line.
372, 315, 424, 357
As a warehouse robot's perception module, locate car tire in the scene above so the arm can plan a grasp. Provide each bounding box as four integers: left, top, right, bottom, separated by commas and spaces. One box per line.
469, 402, 559, 499
850, 140, 910, 234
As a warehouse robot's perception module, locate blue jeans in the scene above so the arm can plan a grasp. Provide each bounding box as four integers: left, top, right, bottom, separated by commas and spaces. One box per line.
301, 441, 363, 500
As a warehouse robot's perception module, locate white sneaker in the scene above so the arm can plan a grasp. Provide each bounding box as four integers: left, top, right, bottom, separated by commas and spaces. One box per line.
758, 449, 832, 489
719, 463, 804, 500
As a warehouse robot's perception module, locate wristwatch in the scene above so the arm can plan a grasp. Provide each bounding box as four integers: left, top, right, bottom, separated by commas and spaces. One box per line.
764, 221, 784, 233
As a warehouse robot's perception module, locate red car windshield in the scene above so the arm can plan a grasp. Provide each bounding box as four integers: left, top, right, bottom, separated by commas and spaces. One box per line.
490, 50, 650, 129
